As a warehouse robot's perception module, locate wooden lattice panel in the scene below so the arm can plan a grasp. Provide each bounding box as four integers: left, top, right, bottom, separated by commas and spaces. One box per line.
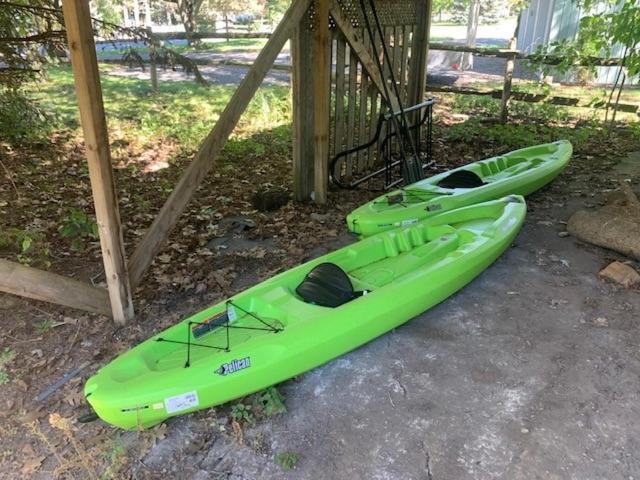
335, 0, 417, 28
306, 0, 418, 31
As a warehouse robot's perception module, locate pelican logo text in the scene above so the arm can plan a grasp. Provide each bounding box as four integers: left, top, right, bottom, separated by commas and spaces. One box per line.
216, 357, 251, 376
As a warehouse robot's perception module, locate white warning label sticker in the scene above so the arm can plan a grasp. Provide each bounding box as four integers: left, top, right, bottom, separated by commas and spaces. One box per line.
164, 391, 199, 414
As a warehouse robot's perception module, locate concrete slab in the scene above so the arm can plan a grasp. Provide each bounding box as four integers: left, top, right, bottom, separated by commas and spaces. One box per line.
142, 157, 640, 479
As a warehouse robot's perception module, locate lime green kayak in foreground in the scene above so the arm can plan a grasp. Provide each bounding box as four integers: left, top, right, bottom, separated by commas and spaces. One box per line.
347, 140, 571, 237
85, 197, 526, 430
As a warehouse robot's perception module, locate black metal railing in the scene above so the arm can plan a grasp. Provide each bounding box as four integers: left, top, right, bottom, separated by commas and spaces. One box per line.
330, 98, 435, 190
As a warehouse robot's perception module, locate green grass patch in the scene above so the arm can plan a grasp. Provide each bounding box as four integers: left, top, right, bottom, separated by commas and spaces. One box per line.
96, 38, 269, 60
274, 451, 300, 470
0, 348, 16, 385
29, 66, 291, 151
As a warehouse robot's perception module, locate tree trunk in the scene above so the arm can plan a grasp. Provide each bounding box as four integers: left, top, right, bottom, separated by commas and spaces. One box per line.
225, 14, 230, 42
145, 0, 153, 26
133, 0, 141, 26
461, 0, 480, 70
122, 5, 130, 27
177, 0, 199, 45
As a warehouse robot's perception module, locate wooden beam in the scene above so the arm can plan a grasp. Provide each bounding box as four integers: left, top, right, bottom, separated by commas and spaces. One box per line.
329, 0, 389, 104
62, 0, 134, 324
312, 0, 331, 204
407, 0, 432, 112
0, 259, 111, 317
428, 42, 626, 66
128, 0, 312, 287
291, 15, 315, 201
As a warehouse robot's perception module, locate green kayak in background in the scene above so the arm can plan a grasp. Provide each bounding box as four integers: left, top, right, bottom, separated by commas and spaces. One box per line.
347, 140, 571, 237
85, 196, 526, 430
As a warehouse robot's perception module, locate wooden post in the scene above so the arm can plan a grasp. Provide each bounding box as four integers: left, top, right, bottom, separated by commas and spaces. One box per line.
312, 0, 331, 204
150, 50, 158, 91
0, 259, 112, 317
407, 0, 432, 121
500, 37, 517, 124
148, 28, 158, 91
291, 14, 315, 201
62, 0, 134, 324
128, 0, 312, 287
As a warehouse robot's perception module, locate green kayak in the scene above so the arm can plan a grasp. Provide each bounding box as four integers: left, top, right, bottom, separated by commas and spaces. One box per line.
347, 140, 571, 237
85, 196, 526, 430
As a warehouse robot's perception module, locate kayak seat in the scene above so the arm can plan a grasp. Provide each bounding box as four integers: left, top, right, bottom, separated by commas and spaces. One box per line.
437, 170, 486, 189
296, 263, 364, 308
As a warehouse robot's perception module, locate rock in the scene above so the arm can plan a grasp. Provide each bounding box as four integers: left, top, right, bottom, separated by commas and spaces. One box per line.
594, 317, 609, 327
219, 216, 256, 232
310, 212, 331, 222
251, 189, 289, 212
558, 231, 570, 238
0, 294, 19, 310
598, 261, 640, 288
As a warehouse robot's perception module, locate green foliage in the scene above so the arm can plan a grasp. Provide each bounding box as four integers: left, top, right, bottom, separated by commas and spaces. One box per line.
274, 451, 300, 470
0, 227, 49, 266
58, 208, 99, 252
34, 319, 55, 335
0, 348, 16, 385
0, 1, 66, 89
0, 89, 53, 144
231, 403, 254, 424
254, 386, 287, 417
446, 117, 598, 150
527, 0, 640, 78
93, 0, 121, 25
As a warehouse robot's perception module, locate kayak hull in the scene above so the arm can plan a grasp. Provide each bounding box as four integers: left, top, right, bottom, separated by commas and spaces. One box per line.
347, 140, 571, 237
85, 197, 526, 430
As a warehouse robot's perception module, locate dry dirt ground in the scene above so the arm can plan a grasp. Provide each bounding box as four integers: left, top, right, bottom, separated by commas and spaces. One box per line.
2, 130, 640, 478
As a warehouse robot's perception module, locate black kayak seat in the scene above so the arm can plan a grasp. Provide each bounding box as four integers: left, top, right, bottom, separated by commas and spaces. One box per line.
296, 263, 364, 308
437, 169, 486, 189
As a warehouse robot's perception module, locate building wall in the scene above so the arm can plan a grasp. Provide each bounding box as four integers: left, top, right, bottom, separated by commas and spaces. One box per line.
516, 0, 635, 85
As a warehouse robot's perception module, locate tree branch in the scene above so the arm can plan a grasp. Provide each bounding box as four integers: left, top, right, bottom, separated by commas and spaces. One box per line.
0, 31, 66, 43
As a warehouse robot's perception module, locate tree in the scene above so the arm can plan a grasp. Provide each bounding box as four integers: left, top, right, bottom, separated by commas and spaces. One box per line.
432, 0, 454, 22
166, 0, 205, 43
461, 0, 479, 70
529, 0, 640, 132
0, 1, 67, 88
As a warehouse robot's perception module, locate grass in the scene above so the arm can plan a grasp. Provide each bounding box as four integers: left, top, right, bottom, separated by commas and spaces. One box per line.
34, 319, 55, 335
462, 79, 640, 105
95, 38, 269, 60
29, 66, 291, 152
274, 451, 300, 470
0, 348, 15, 385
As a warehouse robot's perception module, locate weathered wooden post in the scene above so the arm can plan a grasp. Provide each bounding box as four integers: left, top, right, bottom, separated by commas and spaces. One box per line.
407, 0, 432, 124
62, 0, 135, 324
500, 37, 517, 124
312, 0, 331, 204
291, 11, 315, 201
147, 28, 159, 91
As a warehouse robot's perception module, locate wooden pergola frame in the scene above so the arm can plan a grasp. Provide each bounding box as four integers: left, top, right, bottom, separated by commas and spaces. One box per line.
0, 0, 432, 322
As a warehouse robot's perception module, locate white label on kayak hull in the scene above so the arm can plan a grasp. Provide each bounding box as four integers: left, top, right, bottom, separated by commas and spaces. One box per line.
401, 218, 418, 227
165, 391, 199, 414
